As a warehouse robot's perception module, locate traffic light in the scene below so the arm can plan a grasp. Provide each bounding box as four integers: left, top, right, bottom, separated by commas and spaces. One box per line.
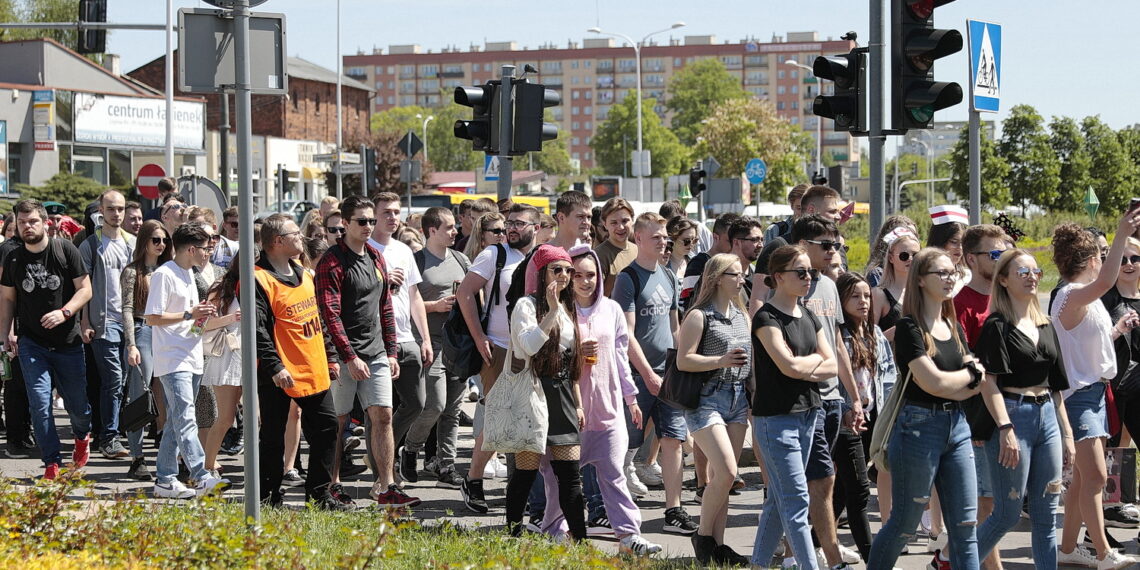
453, 82, 500, 153
689, 165, 707, 198
77, 0, 107, 54
812, 48, 866, 132
891, 0, 963, 132
361, 147, 377, 194
511, 81, 560, 155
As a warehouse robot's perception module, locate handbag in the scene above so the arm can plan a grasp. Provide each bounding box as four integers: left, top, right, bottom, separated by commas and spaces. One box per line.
120, 366, 158, 434
442, 246, 505, 378
659, 311, 713, 411
481, 337, 548, 454
868, 368, 913, 472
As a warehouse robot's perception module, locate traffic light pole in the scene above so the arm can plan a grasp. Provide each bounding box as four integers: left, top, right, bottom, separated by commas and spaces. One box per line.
868, 0, 886, 240
496, 65, 515, 201
968, 110, 981, 224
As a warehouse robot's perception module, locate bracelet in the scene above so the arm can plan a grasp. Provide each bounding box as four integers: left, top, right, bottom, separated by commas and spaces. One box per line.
997, 422, 1014, 432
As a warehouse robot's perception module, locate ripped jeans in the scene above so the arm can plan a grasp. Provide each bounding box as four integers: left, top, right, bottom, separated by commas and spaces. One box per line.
868, 402, 979, 570
976, 396, 1062, 567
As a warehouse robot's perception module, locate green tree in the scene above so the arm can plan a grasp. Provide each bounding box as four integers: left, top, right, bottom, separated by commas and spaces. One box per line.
590, 95, 686, 178
524, 127, 574, 176
2, 0, 100, 59
14, 172, 104, 214
691, 97, 811, 201
1083, 116, 1137, 212
947, 126, 1011, 209
1047, 116, 1093, 212
664, 58, 747, 146
998, 104, 1060, 212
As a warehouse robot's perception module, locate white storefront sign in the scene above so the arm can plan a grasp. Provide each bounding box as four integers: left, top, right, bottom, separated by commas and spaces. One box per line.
73, 93, 205, 150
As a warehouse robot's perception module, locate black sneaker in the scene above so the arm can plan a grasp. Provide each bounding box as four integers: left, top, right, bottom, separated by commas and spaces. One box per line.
1105, 505, 1140, 528
261, 489, 284, 508
692, 534, 717, 565
100, 439, 129, 459
712, 544, 750, 567
398, 446, 418, 483
5, 439, 35, 458
663, 506, 698, 535
526, 512, 543, 533
127, 457, 153, 481
220, 428, 244, 456
312, 493, 356, 511
329, 483, 356, 506
458, 410, 474, 427
587, 515, 614, 536
437, 466, 464, 489
341, 455, 368, 478
461, 476, 489, 514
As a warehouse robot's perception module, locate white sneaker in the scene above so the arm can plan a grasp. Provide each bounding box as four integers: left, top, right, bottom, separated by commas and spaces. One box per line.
619, 534, 662, 556
1058, 545, 1098, 568
634, 461, 663, 486
1098, 548, 1140, 570
781, 556, 798, 569
194, 473, 231, 497
920, 509, 933, 536
483, 457, 498, 479
816, 547, 827, 569
1122, 503, 1140, 518
494, 456, 508, 478
926, 532, 947, 553
624, 460, 648, 497
154, 479, 195, 499
839, 544, 861, 564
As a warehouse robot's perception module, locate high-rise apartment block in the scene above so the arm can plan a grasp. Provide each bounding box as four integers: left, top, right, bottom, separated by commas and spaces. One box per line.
344, 31, 859, 171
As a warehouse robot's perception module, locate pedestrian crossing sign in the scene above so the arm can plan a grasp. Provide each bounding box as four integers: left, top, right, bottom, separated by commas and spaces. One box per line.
967, 20, 1001, 113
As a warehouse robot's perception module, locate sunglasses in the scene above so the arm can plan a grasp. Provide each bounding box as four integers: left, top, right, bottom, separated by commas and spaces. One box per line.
924, 269, 957, 281
896, 251, 918, 262
805, 239, 840, 252
1015, 266, 1043, 279
547, 265, 572, 275
1124, 255, 1140, 266
485, 227, 506, 235
972, 249, 1005, 261
780, 268, 819, 280
325, 226, 346, 235
352, 218, 378, 226
150, 237, 171, 246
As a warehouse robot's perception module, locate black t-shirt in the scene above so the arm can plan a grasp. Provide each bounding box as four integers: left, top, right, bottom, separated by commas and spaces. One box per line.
894, 316, 970, 405
0, 238, 87, 348
0, 239, 21, 268
975, 312, 1069, 392
1102, 287, 1140, 363
335, 245, 386, 362
751, 303, 823, 416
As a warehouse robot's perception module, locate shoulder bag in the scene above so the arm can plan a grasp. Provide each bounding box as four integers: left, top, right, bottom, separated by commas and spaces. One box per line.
868, 368, 913, 472
442, 245, 504, 378
481, 333, 549, 454
660, 309, 714, 411
120, 366, 158, 434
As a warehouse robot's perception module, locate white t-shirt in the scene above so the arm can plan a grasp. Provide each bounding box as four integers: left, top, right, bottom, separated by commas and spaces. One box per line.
144, 260, 203, 377
373, 238, 422, 344
469, 244, 525, 349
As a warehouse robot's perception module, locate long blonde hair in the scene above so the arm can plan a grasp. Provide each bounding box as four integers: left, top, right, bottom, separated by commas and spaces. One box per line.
902, 247, 965, 357
988, 249, 1049, 326
464, 212, 505, 260
880, 234, 920, 288
687, 253, 747, 317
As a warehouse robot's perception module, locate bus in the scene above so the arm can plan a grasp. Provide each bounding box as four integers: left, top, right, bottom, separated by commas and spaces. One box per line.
410, 192, 552, 215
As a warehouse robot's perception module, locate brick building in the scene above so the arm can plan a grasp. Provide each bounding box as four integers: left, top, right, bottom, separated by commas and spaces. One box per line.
344, 31, 860, 171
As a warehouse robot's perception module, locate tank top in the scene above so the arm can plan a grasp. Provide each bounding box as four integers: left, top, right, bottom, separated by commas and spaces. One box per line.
253, 266, 331, 398
1051, 283, 1116, 398
879, 288, 903, 332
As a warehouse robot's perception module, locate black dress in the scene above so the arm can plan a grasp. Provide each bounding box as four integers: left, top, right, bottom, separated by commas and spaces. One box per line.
540, 348, 580, 447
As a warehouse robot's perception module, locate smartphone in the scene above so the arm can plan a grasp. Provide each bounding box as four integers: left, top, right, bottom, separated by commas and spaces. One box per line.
451, 281, 461, 295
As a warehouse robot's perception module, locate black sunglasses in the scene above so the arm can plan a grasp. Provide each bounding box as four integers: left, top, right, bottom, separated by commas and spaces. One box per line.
150, 237, 171, 246
325, 226, 346, 235
548, 266, 572, 275
352, 218, 378, 227
1124, 255, 1140, 266
897, 251, 918, 262
485, 227, 506, 235
805, 239, 840, 252
781, 268, 819, 280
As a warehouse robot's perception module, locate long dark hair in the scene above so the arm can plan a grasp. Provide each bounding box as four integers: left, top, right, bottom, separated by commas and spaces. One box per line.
529, 264, 581, 380
207, 252, 243, 315
837, 272, 876, 374
129, 220, 173, 312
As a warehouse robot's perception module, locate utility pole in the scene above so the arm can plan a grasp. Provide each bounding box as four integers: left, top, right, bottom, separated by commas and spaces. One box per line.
868, 0, 886, 240
496, 65, 515, 200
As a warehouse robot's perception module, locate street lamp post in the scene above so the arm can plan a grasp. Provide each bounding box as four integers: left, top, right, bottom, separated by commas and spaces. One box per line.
417, 114, 435, 164
588, 22, 685, 199
783, 59, 822, 179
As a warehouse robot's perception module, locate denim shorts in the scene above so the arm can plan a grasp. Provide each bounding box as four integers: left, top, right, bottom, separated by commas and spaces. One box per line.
805, 399, 842, 481
627, 373, 689, 447
1066, 382, 1108, 442
684, 380, 750, 433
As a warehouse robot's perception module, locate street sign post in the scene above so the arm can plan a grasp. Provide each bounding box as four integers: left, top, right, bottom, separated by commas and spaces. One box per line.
966, 19, 1001, 225
484, 155, 500, 182
136, 163, 166, 199
178, 8, 286, 95
398, 131, 423, 158
745, 158, 767, 185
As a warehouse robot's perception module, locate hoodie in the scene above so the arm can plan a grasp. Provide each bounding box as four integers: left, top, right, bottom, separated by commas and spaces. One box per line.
569, 244, 638, 431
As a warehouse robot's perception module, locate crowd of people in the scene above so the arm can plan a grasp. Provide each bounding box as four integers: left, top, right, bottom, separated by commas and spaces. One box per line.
4, 177, 1140, 568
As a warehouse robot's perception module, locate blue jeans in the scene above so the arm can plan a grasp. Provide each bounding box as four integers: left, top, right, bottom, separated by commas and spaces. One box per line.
868, 403, 979, 570
582, 463, 605, 521
19, 337, 90, 466
155, 371, 206, 484
90, 319, 124, 443
125, 323, 152, 458
751, 408, 821, 569
977, 396, 1063, 567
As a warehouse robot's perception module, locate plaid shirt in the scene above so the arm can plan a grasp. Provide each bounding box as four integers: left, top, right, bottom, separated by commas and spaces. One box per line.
315, 239, 398, 362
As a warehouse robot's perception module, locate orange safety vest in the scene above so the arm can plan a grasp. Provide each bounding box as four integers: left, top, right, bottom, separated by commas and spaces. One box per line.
253, 265, 330, 398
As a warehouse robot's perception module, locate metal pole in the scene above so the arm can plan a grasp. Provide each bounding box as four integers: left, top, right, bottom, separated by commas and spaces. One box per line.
422, 115, 434, 164
335, 0, 343, 200
233, 0, 260, 524
634, 42, 643, 199
220, 94, 230, 202
406, 130, 413, 210
893, 139, 899, 212
868, 0, 886, 240
968, 110, 981, 224
164, 0, 174, 175
497, 65, 515, 201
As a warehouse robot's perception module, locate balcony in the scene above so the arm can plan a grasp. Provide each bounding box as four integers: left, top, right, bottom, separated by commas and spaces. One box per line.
439, 70, 465, 78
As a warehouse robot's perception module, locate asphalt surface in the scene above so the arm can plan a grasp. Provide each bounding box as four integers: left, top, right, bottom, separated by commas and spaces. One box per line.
2, 399, 1139, 569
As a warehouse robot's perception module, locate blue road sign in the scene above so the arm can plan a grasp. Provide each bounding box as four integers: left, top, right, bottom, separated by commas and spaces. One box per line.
745, 158, 767, 185
484, 155, 499, 181
967, 20, 1001, 113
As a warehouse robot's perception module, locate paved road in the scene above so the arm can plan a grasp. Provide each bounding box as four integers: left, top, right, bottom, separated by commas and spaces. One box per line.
2, 400, 1138, 569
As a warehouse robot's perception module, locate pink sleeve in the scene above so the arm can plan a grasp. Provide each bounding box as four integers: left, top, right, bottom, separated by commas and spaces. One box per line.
611, 301, 638, 403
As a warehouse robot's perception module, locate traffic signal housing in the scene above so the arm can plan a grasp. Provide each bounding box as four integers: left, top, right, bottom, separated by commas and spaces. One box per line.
812, 47, 866, 133
891, 0, 963, 132
454, 82, 500, 153
689, 165, 707, 198
77, 0, 107, 54
511, 81, 559, 155
362, 147, 377, 194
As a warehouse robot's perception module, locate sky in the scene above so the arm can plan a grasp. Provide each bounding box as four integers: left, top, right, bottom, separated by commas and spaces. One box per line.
107, 1, 1140, 133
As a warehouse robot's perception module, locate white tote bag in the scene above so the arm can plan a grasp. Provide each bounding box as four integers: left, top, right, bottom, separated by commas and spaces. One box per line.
481, 337, 549, 454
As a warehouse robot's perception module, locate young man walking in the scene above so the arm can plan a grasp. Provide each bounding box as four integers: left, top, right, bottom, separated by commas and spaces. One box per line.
316, 196, 419, 508
255, 214, 354, 510
0, 200, 94, 479
79, 189, 135, 460
143, 221, 228, 498
548, 191, 593, 252
596, 198, 638, 296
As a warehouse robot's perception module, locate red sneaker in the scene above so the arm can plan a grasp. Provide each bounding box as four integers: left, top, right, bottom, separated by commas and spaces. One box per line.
44, 463, 60, 480
373, 484, 421, 509
928, 550, 951, 570
72, 434, 91, 468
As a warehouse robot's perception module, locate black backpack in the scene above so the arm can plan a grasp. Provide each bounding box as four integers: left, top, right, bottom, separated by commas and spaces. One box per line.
441, 244, 505, 378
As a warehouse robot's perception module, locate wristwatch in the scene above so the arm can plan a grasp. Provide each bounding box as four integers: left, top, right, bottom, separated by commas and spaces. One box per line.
183, 311, 194, 321
60, 308, 72, 319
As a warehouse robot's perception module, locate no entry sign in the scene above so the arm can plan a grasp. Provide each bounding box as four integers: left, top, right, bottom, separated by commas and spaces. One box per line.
136, 163, 166, 200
